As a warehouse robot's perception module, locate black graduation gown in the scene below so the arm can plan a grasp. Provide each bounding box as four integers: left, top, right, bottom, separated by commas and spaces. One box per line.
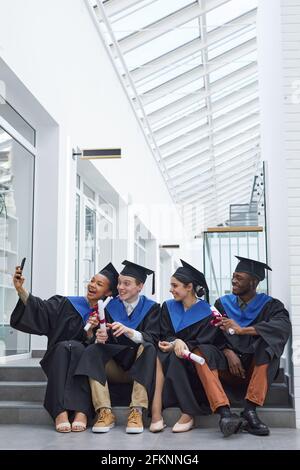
158, 301, 222, 416
213, 296, 292, 398
74, 301, 160, 407
10, 294, 95, 421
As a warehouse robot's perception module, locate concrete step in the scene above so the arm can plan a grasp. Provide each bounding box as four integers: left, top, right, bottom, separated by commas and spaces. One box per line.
1, 360, 288, 381
0, 401, 52, 425
274, 368, 287, 383
0, 382, 46, 402
0, 360, 294, 426
0, 363, 46, 382
0, 380, 291, 407
0, 361, 292, 406
0, 402, 295, 427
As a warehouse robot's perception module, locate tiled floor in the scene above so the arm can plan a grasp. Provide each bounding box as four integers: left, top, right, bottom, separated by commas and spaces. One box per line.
0, 424, 299, 450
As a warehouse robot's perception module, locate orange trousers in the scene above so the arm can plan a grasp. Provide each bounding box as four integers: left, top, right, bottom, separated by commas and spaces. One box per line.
193, 349, 269, 413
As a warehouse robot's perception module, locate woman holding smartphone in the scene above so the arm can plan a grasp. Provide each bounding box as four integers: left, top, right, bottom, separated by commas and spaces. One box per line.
10, 261, 119, 433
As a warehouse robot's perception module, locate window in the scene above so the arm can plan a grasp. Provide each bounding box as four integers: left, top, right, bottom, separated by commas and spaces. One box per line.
74, 193, 80, 294
0, 125, 34, 356
134, 216, 147, 266
75, 177, 116, 294
84, 205, 96, 285
97, 212, 114, 269
0, 96, 35, 145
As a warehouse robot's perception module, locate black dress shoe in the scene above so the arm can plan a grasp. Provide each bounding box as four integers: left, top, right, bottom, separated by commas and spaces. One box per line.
241, 409, 270, 436
219, 414, 243, 438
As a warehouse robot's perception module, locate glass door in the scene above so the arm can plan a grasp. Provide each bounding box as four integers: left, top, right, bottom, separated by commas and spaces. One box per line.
83, 203, 96, 292
0, 127, 34, 356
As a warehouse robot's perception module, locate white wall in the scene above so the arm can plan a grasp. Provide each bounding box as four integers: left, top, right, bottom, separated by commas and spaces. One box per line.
258, 0, 300, 427
280, 0, 300, 428
257, 0, 289, 305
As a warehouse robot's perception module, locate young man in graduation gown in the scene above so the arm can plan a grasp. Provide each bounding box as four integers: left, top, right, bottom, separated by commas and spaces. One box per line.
150, 260, 239, 435
195, 256, 291, 436
10, 262, 119, 433
75, 260, 160, 434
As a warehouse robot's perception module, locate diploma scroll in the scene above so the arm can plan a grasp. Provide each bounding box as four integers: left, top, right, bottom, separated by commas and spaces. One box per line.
84, 296, 112, 332
98, 296, 112, 331
210, 306, 227, 326
209, 306, 234, 334
182, 349, 205, 366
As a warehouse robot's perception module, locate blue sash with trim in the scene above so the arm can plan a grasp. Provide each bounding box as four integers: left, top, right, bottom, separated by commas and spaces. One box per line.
166, 299, 212, 333
220, 293, 272, 327
67, 296, 93, 323
106, 295, 155, 329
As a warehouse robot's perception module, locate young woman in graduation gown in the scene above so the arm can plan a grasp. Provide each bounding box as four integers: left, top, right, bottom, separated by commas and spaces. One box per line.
75, 260, 160, 434
10, 262, 119, 433
150, 260, 224, 434
209, 256, 292, 436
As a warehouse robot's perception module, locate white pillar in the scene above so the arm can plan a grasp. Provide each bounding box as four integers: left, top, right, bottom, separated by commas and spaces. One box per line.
257, 0, 289, 305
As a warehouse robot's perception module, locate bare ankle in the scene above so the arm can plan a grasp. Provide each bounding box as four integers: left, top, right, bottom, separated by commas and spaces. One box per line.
74, 412, 87, 423
151, 415, 163, 423
178, 413, 193, 424
55, 411, 69, 424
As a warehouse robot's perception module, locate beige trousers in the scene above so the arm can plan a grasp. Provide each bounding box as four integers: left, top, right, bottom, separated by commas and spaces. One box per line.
89, 344, 148, 411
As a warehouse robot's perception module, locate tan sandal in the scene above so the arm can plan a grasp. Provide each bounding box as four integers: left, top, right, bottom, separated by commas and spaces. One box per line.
72, 421, 87, 432
56, 421, 71, 433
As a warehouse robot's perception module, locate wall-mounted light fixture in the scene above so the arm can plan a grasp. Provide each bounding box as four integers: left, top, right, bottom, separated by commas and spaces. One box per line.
160, 245, 180, 249
72, 148, 121, 160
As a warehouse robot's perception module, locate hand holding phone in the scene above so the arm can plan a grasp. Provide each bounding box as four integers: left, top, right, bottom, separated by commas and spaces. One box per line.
15, 258, 26, 279
20, 257, 26, 271
13, 258, 26, 291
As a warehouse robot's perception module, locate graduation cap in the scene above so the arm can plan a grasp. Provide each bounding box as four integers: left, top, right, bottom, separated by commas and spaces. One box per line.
173, 259, 209, 301
234, 256, 272, 282
120, 260, 155, 295
99, 262, 119, 297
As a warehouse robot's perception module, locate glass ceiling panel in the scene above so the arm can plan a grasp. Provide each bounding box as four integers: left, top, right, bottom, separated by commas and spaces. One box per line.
95, 0, 260, 232
151, 99, 205, 131
208, 28, 256, 60
136, 56, 202, 94
209, 51, 257, 83
111, 0, 194, 41
214, 129, 260, 157
206, 0, 258, 33
156, 116, 208, 147
213, 93, 258, 120
143, 78, 204, 114
214, 122, 259, 148
125, 18, 200, 69
109, 0, 160, 23
211, 72, 258, 101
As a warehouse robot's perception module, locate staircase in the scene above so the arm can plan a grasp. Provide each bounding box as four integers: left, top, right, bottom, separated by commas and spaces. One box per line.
0, 357, 295, 427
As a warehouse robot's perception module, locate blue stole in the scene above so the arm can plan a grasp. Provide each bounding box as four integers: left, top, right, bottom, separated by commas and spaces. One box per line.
67, 296, 93, 323
166, 299, 212, 333
219, 293, 272, 327
106, 296, 156, 329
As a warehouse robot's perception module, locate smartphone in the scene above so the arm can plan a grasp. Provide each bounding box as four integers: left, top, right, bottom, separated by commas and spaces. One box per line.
20, 257, 26, 271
